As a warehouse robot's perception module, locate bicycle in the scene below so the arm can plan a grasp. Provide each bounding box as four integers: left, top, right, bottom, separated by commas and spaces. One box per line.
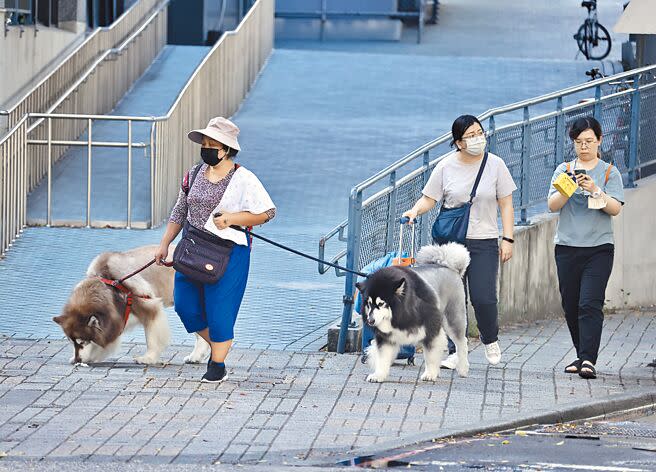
573, 1, 612, 60
579, 68, 632, 173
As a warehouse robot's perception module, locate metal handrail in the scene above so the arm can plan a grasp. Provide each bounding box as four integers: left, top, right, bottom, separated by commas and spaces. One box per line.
152, 0, 274, 224
28, 112, 158, 121
0, 0, 273, 254
0, 115, 28, 256
322, 64, 656, 353
355, 64, 656, 195
0, 0, 169, 255
0, 0, 161, 115
28, 0, 264, 125
28, 3, 167, 133
161, 0, 268, 120
28, 139, 147, 148
15, 0, 166, 197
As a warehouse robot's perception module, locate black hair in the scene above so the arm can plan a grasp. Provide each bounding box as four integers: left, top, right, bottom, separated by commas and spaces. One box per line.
568, 116, 602, 140
450, 115, 485, 149
221, 144, 239, 158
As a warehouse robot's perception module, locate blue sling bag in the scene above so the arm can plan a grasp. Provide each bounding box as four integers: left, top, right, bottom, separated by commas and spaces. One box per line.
431, 151, 488, 245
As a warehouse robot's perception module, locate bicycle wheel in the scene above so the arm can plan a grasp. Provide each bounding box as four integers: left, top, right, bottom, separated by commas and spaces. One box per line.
587, 23, 612, 60
574, 23, 591, 59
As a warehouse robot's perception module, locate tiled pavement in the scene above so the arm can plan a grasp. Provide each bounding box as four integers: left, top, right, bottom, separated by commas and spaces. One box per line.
0, 311, 654, 468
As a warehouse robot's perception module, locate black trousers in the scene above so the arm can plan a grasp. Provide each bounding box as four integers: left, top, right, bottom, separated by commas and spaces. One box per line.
448, 238, 499, 353
555, 244, 614, 365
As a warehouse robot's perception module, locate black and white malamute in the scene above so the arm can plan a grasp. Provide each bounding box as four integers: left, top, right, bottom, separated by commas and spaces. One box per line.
356, 243, 470, 383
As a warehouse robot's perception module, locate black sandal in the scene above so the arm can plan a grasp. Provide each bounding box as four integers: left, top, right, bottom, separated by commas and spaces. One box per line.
564, 359, 581, 374
579, 361, 597, 379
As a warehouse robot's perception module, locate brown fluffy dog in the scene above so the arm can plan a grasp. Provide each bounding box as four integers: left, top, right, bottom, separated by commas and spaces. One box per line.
53, 245, 210, 365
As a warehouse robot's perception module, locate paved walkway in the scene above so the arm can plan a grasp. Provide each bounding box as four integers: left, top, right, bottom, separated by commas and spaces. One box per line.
277, 0, 627, 61
0, 311, 654, 469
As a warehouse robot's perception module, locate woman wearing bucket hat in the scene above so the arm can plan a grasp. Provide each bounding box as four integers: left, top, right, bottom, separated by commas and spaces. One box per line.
155, 117, 276, 383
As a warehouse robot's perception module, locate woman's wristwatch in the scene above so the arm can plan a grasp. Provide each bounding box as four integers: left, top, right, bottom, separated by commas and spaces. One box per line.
502, 236, 514, 244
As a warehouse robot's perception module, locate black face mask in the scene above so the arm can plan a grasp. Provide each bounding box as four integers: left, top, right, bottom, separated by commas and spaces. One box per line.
201, 147, 222, 166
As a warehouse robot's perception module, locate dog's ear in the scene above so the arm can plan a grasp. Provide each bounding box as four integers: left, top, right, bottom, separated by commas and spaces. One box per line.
87, 315, 101, 330
395, 278, 406, 296
53, 315, 64, 325
355, 281, 366, 293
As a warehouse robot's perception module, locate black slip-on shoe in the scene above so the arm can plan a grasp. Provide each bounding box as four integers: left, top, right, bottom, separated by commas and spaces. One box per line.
202, 361, 228, 384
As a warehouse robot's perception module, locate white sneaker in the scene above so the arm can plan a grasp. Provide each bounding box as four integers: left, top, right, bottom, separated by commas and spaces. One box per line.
484, 341, 501, 365
440, 353, 458, 369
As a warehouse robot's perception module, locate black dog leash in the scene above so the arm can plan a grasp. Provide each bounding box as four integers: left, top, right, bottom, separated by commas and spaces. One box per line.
225, 225, 368, 278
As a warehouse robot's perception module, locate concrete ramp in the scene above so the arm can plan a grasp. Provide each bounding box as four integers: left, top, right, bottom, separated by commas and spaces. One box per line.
26, 45, 210, 227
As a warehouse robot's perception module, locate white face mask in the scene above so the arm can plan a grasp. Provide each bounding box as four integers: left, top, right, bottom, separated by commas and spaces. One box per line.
463, 135, 486, 156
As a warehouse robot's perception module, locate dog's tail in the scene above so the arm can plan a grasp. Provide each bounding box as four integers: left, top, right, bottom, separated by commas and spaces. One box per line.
416, 243, 470, 278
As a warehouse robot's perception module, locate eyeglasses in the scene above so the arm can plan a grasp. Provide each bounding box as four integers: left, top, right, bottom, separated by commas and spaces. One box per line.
574, 139, 597, 148
462, 130, 485, 139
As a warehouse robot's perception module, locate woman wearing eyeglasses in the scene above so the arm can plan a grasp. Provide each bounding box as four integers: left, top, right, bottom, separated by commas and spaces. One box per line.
548, 117, 624, 379
403, 115, 517, 368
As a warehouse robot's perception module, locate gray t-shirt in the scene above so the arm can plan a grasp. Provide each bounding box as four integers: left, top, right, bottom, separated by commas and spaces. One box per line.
422, 152, 517, 239
548, 160, 624, 247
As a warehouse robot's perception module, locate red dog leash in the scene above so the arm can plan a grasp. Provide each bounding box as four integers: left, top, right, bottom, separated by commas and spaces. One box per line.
97, 258, 172, 328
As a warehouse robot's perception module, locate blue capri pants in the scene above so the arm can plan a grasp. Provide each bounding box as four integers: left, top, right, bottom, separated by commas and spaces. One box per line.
173, 242, 251, 343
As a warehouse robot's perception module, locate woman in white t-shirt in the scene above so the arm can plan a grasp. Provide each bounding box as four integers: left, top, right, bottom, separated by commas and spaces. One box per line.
403, 115, 517, 368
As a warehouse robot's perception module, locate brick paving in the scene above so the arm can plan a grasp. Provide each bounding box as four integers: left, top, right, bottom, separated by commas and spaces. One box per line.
0, 311, 654, 468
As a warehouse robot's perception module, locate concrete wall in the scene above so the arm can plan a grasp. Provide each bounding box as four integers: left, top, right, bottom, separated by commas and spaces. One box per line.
497, 173, 656, 327
498, 213, 563, 324
606, 173, 656, 309
0, 25, 83, 107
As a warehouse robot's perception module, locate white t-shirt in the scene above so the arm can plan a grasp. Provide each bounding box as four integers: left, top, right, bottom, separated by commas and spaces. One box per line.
422, 151, 517, 239
203, 166, 275, 245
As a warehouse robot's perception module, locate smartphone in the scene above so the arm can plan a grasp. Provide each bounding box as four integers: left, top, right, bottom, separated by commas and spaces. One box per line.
574, 169, 587, 176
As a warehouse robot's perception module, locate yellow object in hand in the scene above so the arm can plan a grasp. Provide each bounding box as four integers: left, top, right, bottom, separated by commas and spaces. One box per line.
553, 172, 578, 198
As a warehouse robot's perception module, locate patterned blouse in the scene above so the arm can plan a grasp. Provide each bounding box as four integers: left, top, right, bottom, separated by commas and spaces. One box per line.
169, 164, 276, 229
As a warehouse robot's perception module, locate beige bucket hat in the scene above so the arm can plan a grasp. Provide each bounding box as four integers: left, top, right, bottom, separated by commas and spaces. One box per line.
187, 117, 241, 151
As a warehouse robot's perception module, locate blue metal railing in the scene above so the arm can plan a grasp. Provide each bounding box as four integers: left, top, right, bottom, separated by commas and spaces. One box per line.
318, 64, 656, 353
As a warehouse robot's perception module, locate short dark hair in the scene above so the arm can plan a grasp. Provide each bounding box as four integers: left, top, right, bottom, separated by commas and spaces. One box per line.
221, 144, 239, 158
450, 115, 485, 149
568, 116, 602, 141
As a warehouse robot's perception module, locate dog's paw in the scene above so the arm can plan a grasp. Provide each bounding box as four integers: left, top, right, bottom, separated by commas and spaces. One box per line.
366, 373, 386, 383
183, 353, 207, 364
134, 354, 160, 365
456, 363, 470, 378
420, 371, 439, 382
